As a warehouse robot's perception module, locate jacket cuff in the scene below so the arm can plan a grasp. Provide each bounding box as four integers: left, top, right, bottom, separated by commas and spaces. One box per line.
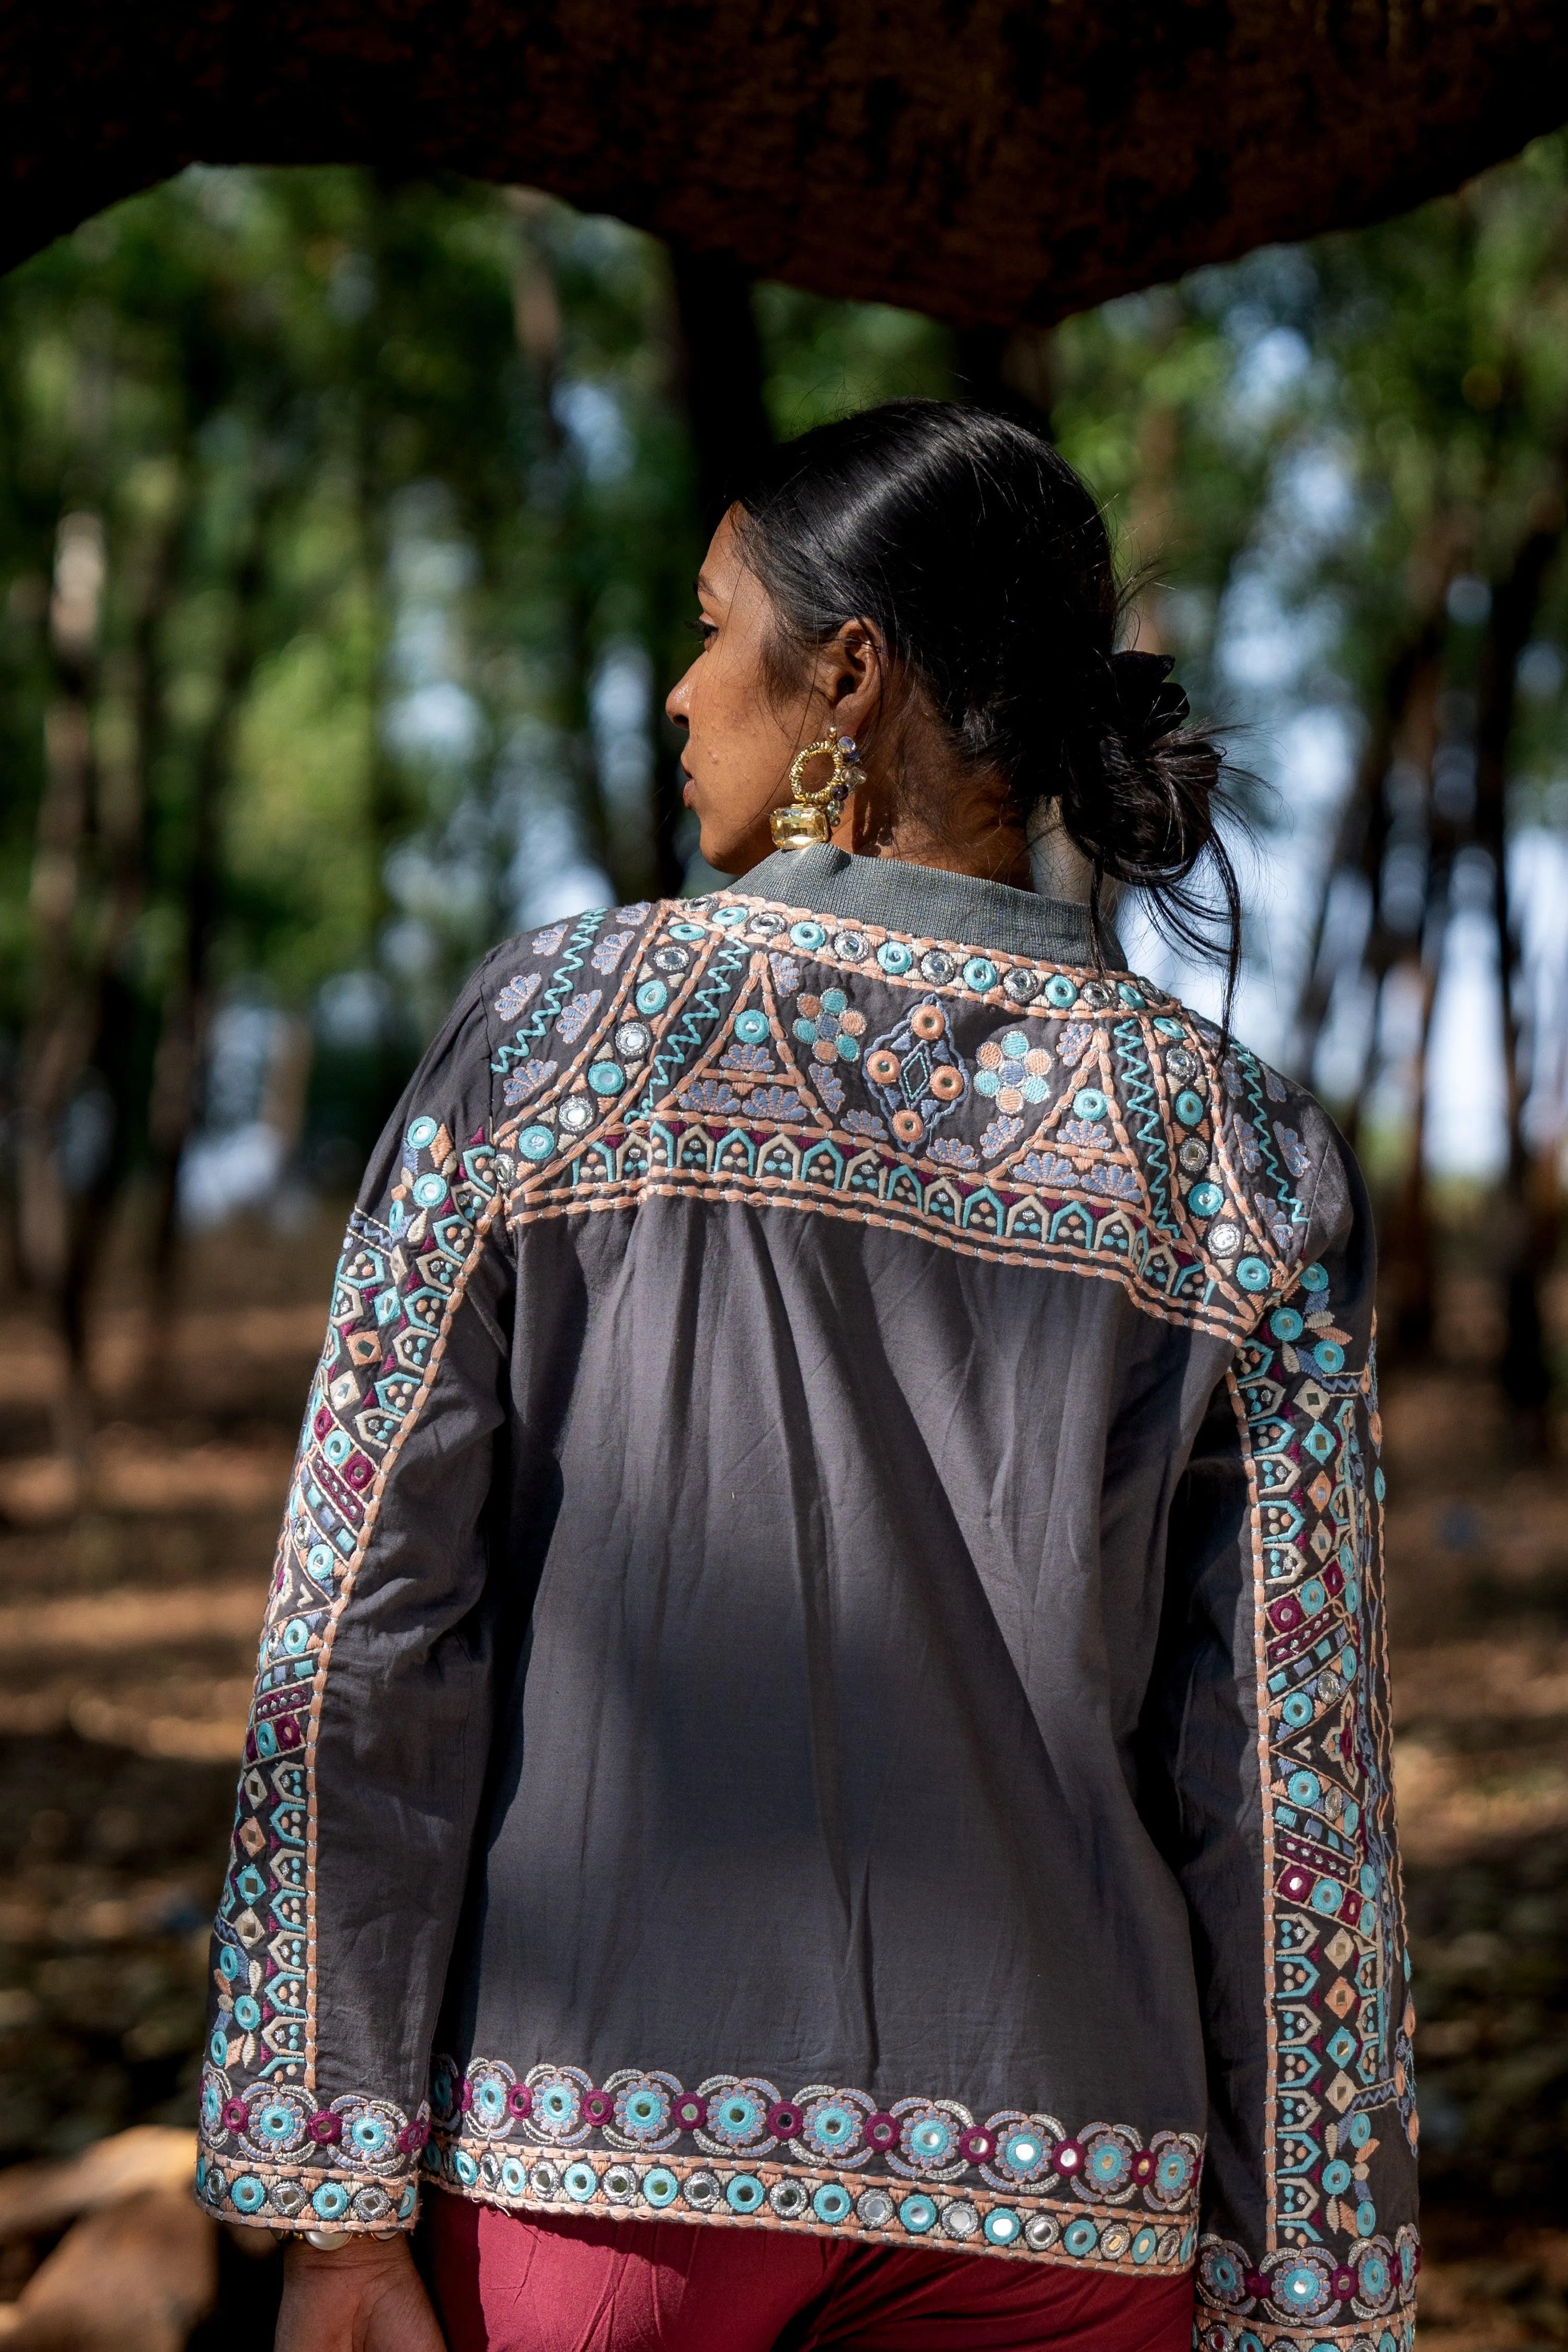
1195, 2232, 1419, 2352
196, 2071, 428, 2234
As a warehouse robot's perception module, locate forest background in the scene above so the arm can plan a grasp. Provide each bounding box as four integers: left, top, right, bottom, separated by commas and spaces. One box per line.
0, 136, 1564, 2343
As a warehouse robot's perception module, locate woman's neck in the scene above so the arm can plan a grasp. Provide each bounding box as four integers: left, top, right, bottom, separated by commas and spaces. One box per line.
831, 751, 1033, 891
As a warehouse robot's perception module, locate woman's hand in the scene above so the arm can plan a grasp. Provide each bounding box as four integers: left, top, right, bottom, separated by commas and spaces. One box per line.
275, 2233, 447, 2352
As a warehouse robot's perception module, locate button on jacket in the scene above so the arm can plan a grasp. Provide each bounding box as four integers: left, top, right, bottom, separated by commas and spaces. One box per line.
199, 847, 1418, 2352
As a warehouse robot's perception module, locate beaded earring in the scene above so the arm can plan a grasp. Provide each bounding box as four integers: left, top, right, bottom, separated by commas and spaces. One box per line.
769, 735, 862, 850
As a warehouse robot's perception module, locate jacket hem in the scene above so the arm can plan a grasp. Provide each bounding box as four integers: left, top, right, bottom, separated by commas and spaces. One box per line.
420, 2147, 1196, 2271
1196, 2309, 1415, 2352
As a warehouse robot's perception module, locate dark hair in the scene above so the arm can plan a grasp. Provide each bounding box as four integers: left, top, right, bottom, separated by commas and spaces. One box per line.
733, 399, 1240, 1010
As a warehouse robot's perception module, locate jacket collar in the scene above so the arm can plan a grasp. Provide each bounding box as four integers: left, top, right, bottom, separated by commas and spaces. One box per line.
731, 845, 1128, 971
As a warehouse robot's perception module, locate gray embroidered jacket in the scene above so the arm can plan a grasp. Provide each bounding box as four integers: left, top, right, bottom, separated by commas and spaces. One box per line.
199, 847, 1417, 2350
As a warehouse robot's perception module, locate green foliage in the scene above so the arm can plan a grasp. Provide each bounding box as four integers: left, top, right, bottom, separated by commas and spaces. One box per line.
754, 287, 952, 434
1, 140, 1566, 1228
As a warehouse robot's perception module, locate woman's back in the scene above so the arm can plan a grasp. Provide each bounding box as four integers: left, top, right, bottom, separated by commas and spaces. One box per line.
202, 402, 1417, 2352
201, 847, 1414, 2338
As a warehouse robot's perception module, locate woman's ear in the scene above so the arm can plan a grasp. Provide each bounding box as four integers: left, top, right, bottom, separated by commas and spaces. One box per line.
813, 618, 885, 740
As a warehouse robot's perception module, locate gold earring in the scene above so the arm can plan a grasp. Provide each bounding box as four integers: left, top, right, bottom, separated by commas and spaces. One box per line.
770, 735, 860, 851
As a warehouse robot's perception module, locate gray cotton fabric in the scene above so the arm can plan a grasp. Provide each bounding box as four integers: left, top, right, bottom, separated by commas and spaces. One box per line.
198, 849, 1417, 2346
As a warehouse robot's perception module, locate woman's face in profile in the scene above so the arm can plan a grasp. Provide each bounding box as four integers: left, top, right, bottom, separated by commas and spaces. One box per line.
666, 508, 839, 875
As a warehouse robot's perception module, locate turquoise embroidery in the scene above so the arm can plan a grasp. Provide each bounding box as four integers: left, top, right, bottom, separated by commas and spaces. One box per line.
635, 936, 752, 1110
418, 2054, 1203, 2272
200, 1112, 503, 2230
494, 892, 1311, 1346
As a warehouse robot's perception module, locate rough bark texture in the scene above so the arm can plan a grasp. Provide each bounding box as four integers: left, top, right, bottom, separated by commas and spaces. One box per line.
2, 2, 1565, 321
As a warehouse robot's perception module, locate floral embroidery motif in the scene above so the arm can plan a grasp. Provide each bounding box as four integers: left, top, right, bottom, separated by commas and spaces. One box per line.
678, 1079, 742, 1115
981, 1114, 1024, 1159
422, 2055, 1203, 2270
591, 930, 635, 973
530, 923, 567, 956
974, 1029, 1052, 1113
1195, 2223, 1419, 2350
862, 996, 969, 1148
793, 989, 866, 1066
494, 973, 540, 1021
501, 1057, 556, 1109
746, 1085, 811, 1122
721, 1041, 776, 1074
556, 989, 602, 1044
1086, 1162, 1140, 1199
196, 2072, 424, 2231
494, 897, 1305, 1345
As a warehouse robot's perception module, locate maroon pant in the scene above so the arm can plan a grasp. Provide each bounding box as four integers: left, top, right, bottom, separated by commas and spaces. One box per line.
426, 2190, 1197, 2352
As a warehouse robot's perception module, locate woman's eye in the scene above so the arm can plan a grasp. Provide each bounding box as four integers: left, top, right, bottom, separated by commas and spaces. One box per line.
688, 617, 718, 648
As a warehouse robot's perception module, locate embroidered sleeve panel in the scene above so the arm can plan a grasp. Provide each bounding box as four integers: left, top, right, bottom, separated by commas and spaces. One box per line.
491, 891, 1327, 1346
198, 955, 518, 2238
1163, 1113, 1419, 2352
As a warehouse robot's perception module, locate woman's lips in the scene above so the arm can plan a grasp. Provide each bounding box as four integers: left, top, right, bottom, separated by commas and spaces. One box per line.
681, 771, 696, 805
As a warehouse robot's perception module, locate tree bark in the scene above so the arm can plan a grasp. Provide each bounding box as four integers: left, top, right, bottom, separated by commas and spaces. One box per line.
666, 243, 774, 539
952, 327, 1056, 431
4, 0, 1566, 332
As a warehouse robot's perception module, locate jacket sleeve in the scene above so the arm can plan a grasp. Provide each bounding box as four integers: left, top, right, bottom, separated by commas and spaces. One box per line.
197, 958, 514, 2238
1149, 1102, 1419, 2352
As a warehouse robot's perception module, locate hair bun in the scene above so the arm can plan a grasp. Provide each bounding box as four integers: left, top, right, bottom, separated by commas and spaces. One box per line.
733, 400, 1241, 1024
1109, 650, 1190, 745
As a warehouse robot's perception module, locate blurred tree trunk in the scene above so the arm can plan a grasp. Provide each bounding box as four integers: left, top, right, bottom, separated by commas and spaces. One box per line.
1290, 588, 1451, 1087
55, 492, 181, 1398
510, 193, 631, 901
145, 506, 269, 1332
351, 179, 409, 960
16, 488, 181, 1478
1473, 489, 1565, 1447
647, 242, 777, 897
667, 244, 773, 538
16, 511, 106, 1472
952, 326, 1057, 430
1376, 656, 1447, 1363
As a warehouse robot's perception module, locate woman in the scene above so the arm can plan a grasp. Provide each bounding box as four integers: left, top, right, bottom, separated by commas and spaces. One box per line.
199, 402, 1417, 2351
